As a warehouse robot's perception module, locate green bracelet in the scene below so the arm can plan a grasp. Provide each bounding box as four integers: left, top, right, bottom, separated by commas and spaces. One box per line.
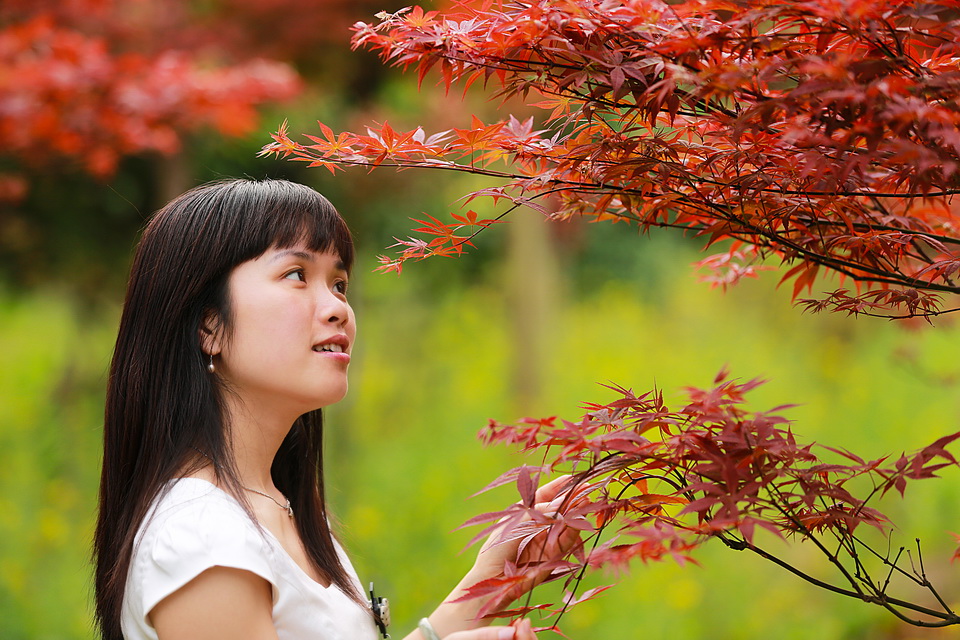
418, 617, 442, 640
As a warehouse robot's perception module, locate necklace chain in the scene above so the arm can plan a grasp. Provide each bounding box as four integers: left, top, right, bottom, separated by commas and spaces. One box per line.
244, 487, 294, 518
191, 447, 294, 518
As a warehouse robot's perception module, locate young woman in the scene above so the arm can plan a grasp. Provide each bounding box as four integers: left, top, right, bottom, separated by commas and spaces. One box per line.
93, 178, 565, 640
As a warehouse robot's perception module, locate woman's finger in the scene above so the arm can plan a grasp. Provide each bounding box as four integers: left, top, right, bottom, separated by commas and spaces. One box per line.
533, 475, 571, 503
445, 622, 534, 640
512, 618, 537, 640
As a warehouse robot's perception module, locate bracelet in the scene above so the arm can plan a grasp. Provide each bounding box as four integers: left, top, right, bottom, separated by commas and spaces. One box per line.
418, 617, 442, 640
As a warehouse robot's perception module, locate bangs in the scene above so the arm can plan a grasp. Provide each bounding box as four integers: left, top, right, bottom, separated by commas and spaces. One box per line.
255, 193, 354, 272
201, 179, 355, 273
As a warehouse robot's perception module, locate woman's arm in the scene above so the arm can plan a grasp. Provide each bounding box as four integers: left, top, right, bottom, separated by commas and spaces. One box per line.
409, 618, 537, 640
404, 476, 579, 640
151, 567, 279, 640
150, 566, 535, 640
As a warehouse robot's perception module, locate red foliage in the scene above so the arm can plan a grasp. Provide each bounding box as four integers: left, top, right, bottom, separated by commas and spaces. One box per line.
260, 0, 960, 629
469, 372, 960, 630
0, 0, 301, 178
195, 0, 398, 63
266, 0, 960, 318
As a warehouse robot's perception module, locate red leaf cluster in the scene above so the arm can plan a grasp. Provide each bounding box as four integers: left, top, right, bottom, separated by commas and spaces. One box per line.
467, 371, 960, 628
1, 1, 301, 178
271, 0, 960, 318
262, 120, 507, 272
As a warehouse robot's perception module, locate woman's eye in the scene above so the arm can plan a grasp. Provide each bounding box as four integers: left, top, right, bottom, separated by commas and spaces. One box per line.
334, 279, 348, 294
284, 269, 306, 282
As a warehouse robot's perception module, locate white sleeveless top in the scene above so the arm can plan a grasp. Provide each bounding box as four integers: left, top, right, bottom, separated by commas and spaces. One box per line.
121, 478, 379, 640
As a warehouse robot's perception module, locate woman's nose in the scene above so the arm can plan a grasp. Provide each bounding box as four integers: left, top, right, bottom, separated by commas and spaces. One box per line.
319, 291, 350, 327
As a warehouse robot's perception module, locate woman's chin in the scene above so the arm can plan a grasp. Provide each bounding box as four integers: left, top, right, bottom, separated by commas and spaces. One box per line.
308, 385, 349, 412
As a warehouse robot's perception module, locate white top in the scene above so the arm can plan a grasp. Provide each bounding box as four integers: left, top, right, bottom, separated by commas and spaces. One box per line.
121, 478, 379, 640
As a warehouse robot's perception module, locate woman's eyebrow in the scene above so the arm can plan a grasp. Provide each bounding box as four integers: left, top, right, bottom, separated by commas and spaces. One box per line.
269, 249, 316, 263
270, 250, 347, 272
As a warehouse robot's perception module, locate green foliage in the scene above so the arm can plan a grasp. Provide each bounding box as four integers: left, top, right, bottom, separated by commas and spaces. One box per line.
0, 289, 114, 639
7, 0, 960, 635
5, 239, 960, 639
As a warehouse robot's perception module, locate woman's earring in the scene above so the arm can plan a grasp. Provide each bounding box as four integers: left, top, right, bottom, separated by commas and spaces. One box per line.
207, 353, 215, 373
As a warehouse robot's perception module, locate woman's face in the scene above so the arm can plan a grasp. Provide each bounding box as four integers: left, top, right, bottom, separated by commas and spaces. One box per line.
213, 243, 355, 418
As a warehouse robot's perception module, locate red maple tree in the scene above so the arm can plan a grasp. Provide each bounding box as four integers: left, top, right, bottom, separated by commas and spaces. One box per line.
265, 0, 960, 320
261, 0, 960, 631
460, 372, 960, 631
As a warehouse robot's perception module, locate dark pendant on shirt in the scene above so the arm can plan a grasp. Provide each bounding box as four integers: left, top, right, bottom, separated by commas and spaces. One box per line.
369, 582, 390, 638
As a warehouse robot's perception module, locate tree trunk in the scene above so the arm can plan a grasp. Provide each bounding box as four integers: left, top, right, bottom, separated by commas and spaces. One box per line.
506, 210, 559, 414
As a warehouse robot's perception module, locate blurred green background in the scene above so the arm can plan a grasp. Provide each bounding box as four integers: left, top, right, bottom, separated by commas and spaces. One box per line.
4, 2, 960, 639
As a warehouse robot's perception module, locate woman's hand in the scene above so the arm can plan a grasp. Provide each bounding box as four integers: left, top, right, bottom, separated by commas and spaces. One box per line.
411, 476, 583, 640
468, 475, 584, 604
445, 618, 537, 640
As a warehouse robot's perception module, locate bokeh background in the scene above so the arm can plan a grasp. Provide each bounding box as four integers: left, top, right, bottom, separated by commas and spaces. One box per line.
3, 1, 960, 638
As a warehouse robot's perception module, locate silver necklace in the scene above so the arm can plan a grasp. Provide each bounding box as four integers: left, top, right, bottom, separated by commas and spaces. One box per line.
244, 487, 294, 518
191, 446, 294, 518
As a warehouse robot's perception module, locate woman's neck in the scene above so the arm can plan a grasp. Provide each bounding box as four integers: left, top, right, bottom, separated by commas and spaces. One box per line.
222, 394, 296, 492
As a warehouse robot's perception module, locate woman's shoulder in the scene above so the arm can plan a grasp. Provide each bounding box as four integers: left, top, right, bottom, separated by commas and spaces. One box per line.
140, 479, 251, 536
133, 478, 273, 578
123, 480, 278, 638
147, 477, 245, 515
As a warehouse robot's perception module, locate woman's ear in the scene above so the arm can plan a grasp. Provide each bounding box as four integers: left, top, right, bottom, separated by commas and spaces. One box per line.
199, 310, 223, 356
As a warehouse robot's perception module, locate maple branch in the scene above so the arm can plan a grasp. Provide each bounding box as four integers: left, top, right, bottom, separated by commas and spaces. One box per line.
353, 157, 953, 297
725, 537, 960, 626
681, 426, 960, 626
700, 213, 959, 294
916, 539, 957, 617
828, 305, 960, 320
706, 448, 960, 626
739, 442, 873, 601
468, 375, 960, 630
695, 178, 960, 200
881, 546, 906, 593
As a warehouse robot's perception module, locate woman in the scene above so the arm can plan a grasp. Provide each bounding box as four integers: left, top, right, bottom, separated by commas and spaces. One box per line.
93, 178, 564, 640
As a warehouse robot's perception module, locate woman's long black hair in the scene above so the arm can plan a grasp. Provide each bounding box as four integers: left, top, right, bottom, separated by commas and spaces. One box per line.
94, 179, 359, 639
